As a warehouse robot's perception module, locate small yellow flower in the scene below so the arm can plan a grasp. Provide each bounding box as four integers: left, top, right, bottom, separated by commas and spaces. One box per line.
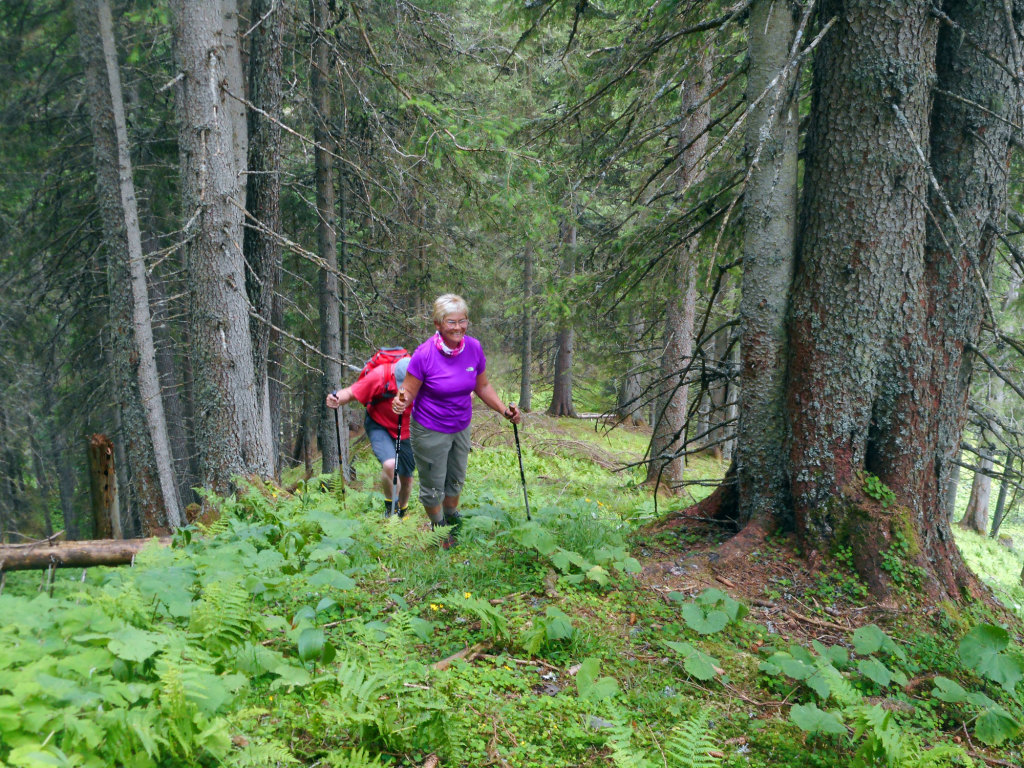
585, 497, 591, 502
463, 591, 472, 599
430, 604, 439, 611
503, 665, 512, 671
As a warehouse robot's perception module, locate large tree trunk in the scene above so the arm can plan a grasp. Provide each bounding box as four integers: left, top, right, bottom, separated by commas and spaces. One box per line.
787, 0, 937, 597
520, 245, 533, 412
174, 0, 272, 493
74, 0, 183, 533
312, 0, 343, 474
645, 48, 711, 487
734, 0, 799, 527
244, 0, 283, 469
783, 0, 1018, 601
547, 220, 578, 418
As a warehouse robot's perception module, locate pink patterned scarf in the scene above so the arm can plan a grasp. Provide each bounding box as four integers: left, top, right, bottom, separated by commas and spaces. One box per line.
433, 330, 465, 357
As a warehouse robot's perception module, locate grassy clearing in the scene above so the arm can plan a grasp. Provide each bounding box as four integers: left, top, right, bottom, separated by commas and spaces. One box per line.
2, 413, 1023, 767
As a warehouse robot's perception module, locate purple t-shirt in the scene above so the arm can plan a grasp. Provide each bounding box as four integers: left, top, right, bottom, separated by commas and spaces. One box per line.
407, 335, 486, 433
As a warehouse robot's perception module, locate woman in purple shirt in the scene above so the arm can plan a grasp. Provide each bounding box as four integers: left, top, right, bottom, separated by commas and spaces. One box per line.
393, 294, 521, 544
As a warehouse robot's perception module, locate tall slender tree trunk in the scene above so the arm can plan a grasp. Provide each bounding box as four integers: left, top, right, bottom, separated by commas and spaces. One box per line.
148, 270, 196, 507
547, 220, 578, 418
312, 0, 342, 474
646, 261, 697, 486
734, 0, 799, 528
28, 429, 54, 538
616, 309, 645, 425
520, 245, 533, 412
173, 0, 271, 493
244, 0, 283, 473
959, 436, 994, 534
990, 453, 1013, 539
75, 0, 182, 532
645, 48, 711, 486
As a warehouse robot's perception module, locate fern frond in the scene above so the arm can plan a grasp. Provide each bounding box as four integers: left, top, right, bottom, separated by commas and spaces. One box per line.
228, 738, 299, 767
322, 746, 387, 768
189, 578, 254, 655
663, 712, 721, 768
820, 663, 862, 707
607, 719, 654, 768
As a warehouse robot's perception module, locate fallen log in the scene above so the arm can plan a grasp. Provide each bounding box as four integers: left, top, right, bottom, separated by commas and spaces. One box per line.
0, 537, 172, 572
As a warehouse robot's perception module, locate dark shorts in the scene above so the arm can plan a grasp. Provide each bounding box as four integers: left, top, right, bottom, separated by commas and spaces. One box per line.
364, 414, 415, 477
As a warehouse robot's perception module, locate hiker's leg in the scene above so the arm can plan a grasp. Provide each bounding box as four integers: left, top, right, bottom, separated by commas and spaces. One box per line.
396, 439, 415, 508
410, 418, 450, 523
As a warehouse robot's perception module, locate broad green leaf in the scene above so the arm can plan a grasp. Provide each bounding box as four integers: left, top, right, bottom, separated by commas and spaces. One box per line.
679, 604, 729, 635
619, 557, 642, 574
664, 641, 720, 681
297, 628, 325, 664
974, 705, 1020, 746
930, 676, 970, 703
544, 607, 575, 641
851, 625, 892, 656
315, 597, 338, 615
959, 624, 1023, 695
107, 628, 165, 663
575, 658, 619, 701
307, 569, 356, 591
857, 658, 893, 687
585, 565, 609, 586
409, 617, 435, 642
790, 703, 846, 735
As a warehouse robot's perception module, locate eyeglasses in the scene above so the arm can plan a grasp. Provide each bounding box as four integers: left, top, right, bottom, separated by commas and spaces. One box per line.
443, 319, 469, 328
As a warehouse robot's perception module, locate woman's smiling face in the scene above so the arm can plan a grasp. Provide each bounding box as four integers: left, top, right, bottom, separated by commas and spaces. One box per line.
436, 312, 468, 348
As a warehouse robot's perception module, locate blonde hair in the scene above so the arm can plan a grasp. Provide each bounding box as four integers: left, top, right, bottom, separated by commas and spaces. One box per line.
432, 294, 469, 324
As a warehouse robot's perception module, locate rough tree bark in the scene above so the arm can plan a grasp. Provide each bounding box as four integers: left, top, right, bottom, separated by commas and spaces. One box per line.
88, 434, 121, 540
75, 0, 183, 532
783, 0, 1019, 600
645, 47, 711, 487
244, 0, 283, 473
312, 0, 343, 474
723, 0, 799, 548
173, 0, 272, 493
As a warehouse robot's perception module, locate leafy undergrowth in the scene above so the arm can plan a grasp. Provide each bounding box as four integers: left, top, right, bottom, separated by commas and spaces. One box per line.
2, 414, 1024, 767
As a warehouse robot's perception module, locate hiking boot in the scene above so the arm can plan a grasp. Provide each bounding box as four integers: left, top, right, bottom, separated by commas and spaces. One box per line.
383, 500, 408, 518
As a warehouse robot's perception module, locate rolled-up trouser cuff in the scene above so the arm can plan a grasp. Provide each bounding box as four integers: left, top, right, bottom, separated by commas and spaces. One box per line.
410, 418, 471, 508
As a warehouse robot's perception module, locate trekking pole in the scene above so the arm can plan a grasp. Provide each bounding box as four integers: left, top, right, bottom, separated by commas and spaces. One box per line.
511, 406, 530, 521
334, 406, 346, 508
390, 413, 403, 518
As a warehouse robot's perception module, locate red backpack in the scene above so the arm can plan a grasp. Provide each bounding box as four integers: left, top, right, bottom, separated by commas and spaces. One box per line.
358, 347, 410, 404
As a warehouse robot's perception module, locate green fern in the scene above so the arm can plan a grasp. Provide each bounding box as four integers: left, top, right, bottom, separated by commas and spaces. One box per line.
663, 712, 722, 768
322, 745, 388, 768
189, 578, 255, 655
228, 737, 300, 767
607, 720, 654, 768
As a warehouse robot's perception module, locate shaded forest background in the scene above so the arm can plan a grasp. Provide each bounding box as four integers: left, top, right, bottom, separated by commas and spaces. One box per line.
2, 0, 1024, 602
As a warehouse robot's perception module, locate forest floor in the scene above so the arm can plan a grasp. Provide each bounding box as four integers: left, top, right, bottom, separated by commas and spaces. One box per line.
3, 404, 1024, 767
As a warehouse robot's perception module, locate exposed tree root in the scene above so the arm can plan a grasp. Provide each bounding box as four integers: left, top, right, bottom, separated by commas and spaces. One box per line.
711, 516, 777, 570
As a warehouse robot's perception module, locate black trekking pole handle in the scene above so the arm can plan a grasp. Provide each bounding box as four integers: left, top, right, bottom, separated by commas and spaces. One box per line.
390, 413, 403, 518
511, 409, 530, 522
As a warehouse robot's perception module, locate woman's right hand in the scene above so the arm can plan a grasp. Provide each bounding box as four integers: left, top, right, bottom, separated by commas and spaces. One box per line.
392, 389, 410, 414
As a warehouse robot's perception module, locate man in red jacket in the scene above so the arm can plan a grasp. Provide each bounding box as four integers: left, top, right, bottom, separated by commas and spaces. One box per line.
326, 357, 413, 516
